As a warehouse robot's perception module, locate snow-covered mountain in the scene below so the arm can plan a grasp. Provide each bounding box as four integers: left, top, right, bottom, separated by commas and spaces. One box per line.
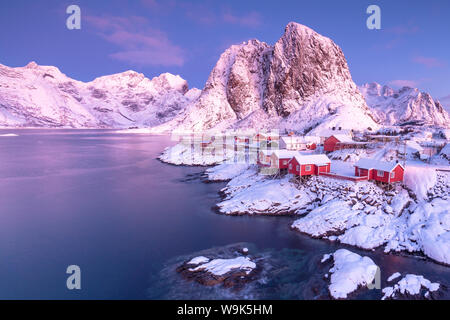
0, 62, 199, 128
154, 22, 378, 134
2, 23, 447, 132
360, 83, 450, 127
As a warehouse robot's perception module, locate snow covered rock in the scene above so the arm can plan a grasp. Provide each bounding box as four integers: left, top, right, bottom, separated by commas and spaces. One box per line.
327, 249, 379, 299
382, 274, 440, 300
404, 166, 437, 200
177, 255, 258, 289
360, 82, 450, 127
188, 257, 256, 276
216, 168, 314, 215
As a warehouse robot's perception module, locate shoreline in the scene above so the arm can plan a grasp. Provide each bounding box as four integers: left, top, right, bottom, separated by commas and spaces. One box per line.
159, 143, 450, 271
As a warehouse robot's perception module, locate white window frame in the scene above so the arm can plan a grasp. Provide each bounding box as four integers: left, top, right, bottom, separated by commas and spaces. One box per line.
289, 164, 292, 170
283, 160, 288, 165
390, 172, 395, 178
377, 170, 384, 177
296, 165, 300, 171
305, 165, 312, 171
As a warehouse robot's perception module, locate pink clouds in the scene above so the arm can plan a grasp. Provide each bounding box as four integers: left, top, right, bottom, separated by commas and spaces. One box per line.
85, 15, 184, 67
412, 55, 446, 68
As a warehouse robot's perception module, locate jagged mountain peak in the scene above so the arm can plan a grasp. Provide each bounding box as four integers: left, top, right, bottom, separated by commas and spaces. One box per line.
360, 83, 450, 127
18, 61, 66, 81
150, 73, 189, 94
154, 22, 378, 134
25, 61, 39, 69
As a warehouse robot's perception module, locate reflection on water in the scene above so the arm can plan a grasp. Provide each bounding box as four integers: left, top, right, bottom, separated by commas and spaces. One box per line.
0, 130, 448, 299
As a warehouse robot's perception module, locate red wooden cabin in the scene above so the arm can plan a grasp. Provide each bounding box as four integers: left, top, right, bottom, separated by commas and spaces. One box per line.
324, 134, 355, 152
288, 154, 331, 177
270, 150, 299, 169
354, 158, 405, 183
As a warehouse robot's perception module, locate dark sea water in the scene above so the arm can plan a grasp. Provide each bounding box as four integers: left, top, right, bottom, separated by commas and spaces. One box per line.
0, 130, 448, 299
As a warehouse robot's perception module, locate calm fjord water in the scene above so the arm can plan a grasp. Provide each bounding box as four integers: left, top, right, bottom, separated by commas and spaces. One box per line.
0, 130, 448, 299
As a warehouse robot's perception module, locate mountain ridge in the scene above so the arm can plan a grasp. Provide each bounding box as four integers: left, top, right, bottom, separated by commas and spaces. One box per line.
0, 61, 199, 128
359, 82, 450, 127
1, 22, 448, 132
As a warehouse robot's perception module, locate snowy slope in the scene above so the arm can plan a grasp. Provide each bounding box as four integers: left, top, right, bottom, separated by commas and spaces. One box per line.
153, 22, 379, 134
0, 62, 199, 128
360, 83, 450, 127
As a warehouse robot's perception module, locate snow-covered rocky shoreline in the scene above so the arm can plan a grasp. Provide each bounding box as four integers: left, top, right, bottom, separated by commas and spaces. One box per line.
160, 143, 450, 267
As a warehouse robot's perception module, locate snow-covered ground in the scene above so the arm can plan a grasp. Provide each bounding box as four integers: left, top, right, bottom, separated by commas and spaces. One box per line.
159, 142, 231, 166
291, 171, 449, 265
205, 163, 250, 181
214, 166, 316, 215
325, 249, 379, 299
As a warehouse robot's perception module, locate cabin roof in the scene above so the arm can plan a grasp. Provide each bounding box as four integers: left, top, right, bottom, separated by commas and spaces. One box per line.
355, 158, 404, 172
331, 134, 354, 143
290, 154, 331, 166
281, 136, 321, 144
270, 150, 299, 159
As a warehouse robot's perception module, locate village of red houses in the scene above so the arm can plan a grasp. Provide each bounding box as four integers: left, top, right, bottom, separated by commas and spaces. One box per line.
193, 129, 416, 185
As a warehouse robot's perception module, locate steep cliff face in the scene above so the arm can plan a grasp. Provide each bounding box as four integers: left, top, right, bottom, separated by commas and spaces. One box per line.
360, 82, 450, 127
157, 22, 378, 134
156, 40, 273, 132
263, 23, 363, 116
0, 62, 199, 128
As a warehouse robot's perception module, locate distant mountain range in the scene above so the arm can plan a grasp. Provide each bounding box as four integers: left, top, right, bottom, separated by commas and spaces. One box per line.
359, 83, 449, 127
0, 22, 448, 132
0, 62, 200, 128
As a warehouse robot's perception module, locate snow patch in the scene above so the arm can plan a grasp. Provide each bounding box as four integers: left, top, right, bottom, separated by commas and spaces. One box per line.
188, 257, 256, 276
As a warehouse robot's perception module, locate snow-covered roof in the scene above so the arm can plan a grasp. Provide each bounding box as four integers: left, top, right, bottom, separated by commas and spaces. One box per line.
355, 158, 404, 172
332, 134, 354, 143
271, 150, 299, 159
290, 154, 331, 165
281, 136, 320, 144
